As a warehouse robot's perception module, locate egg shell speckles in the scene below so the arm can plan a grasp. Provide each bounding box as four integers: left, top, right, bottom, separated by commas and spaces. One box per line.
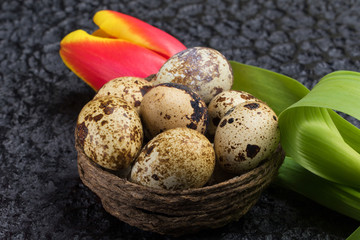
76, 96, 143, 170
208, 90, 262, 136
130, 128, 215, 190
94, 76, 153, 114
152, 47, 233, 104
140, 83, 208, 139
214, 101, 280, 174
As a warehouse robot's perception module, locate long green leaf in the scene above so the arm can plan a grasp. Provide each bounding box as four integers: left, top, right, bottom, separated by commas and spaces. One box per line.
279, 71, 360, 188
279, 107, 360, 187
230, 61, 360, 221
290, 71, 360, 120
275, 157, 360, 221
231, 61, 360, 188
330, 110, 360, 154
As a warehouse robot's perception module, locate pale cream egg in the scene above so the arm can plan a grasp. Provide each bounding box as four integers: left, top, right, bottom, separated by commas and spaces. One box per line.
130, 128, 215, 190
152, 47, 233, 104
214, 101, 280, 174
76, 96, 143, 170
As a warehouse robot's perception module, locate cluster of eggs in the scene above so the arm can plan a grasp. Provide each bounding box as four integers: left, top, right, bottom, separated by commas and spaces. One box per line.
76, 47, 280, 191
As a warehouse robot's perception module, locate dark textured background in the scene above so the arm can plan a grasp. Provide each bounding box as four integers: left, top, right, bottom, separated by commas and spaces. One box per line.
1, 0, 359, 239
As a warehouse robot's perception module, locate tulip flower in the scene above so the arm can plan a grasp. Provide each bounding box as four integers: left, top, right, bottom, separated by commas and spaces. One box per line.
59, 10, 186, 91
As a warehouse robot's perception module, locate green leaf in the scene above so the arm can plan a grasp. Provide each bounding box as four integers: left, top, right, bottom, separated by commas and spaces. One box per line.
279, 107, 360, 187
347, 226, 360, 240
231, 61, 360, 188
276, 157, 360, 221
330, 110, 360, 154
231, 61, 360, 219
230, 61, 309, 115
290, 71, 360, 120
279, 71, 360, 188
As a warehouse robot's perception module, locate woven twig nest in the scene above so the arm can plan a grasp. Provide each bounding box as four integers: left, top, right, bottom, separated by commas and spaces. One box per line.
76, 138, 284, 236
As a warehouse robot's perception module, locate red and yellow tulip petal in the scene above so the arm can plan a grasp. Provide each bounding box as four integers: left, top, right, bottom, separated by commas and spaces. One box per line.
93, 10, 186, 58
92, 28, 116, 38
60, 29, 167, 91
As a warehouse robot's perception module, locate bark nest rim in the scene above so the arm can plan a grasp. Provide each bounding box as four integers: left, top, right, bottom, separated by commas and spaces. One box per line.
76, 138, 284, 236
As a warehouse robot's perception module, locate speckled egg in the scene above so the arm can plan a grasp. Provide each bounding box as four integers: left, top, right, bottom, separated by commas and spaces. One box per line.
140, 83, 208, 139
152, 47, 233, 104
208, 90, 262, 136
76, 96, 143, 170
94, 76, 153, 114
130, 128, 215, 190
214, 101, 280, 174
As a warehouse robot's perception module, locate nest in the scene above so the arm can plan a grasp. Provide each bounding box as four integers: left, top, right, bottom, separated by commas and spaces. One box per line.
76, 138, 284, 236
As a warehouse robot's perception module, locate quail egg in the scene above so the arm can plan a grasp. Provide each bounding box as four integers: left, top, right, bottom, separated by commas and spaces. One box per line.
214, 101, 280, 174
152, 47, 233, 104
140, 82, 208, 139
94, 76, 153, 114
208, 90, 262, 136
130, 128, 215, 190
76, 96, 143, 170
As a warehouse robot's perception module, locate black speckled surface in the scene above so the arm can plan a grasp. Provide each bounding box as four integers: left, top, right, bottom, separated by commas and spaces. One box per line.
1, 0, 359, 239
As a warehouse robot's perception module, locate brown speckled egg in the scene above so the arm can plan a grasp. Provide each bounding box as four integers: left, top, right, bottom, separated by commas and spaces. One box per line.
152, 47, 233, 104
76, 96, 143, 170
140, 83, 208, 139
208, 90, 262, 136
130, 128, 215, 190
94, 76, 153, 114
214, 101, 280, 174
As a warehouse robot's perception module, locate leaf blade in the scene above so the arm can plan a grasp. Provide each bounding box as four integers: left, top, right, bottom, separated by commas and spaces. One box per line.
278, 71, 360, 187
288, 71, 360, 121
276, 157, 360, 221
